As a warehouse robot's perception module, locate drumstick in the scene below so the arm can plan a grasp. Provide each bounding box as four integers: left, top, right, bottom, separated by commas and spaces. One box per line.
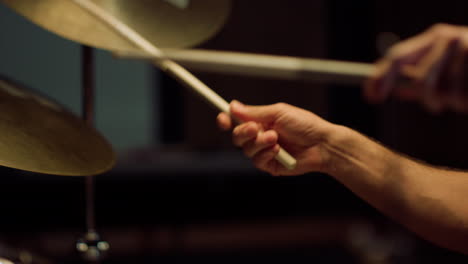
114, 49, 375, 85
71, 0, 297, 170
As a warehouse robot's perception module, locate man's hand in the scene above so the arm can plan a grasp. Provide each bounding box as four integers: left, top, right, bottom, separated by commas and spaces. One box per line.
365, 23, 468, 113
217, 101, 334, 176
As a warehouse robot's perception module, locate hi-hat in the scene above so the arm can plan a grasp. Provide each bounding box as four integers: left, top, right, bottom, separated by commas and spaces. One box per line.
1, 0, 231, 51
0, 76, 115, 176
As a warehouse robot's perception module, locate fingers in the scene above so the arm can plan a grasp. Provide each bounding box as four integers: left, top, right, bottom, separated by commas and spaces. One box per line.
218, 100, 285, 163
242, 130, 278, 158
218, 100, 286, 132
251, 144, 281, 173
230, 121, 282, 173
365, 23, 468, 114
218, 100, 290, 130
404, 37, 458, 112
232, 122, 278, 155
232, 122, 261, 147
448, 41, 466, 112
364, 58, 399, 103
406, 26, 468, 113
216, 112, 232, 131
365, 30, 436, 103
217, 103, 283, 174
230, 100, 287, 124
459, 37, 468, 112
448, 35, 468, 112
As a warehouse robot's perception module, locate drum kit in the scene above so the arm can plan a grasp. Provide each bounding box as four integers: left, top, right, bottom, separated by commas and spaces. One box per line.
0, 0, 380, 263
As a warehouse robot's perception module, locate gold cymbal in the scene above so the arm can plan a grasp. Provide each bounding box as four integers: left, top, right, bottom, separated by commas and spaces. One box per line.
1, 0, 231, 50
0, 76, 115, 176
0, 258, 13, 264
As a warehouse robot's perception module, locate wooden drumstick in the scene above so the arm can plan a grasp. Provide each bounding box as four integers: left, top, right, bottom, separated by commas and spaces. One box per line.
71, 0, 297, 170
114, 49, 375, 85
114, 50, 419, 98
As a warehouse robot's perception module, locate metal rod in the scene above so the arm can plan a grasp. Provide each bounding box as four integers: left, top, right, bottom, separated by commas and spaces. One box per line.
82, 45, 96, 232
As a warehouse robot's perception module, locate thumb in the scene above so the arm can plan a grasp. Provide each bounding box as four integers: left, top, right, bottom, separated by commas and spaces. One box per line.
230, 100, 280, 123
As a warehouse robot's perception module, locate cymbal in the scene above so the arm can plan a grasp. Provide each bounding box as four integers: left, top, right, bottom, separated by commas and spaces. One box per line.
0, 257, 13, 264
0, 76, 115, 176
1, 0, 231, 50
0, 241, 52, 264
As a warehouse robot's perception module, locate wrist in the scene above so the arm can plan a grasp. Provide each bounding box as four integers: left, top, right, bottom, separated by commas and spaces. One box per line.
319, 124, 400, 181
318, 124, 351, 175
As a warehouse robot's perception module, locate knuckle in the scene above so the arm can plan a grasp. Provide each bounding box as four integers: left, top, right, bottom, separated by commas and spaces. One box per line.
430, 23, 462, 39
247, 120, 259, 128
385, 46, 407, 63
274, 102, 288, 110
431, 23, 451, 33
273, 102, 290, 116
387, 44, 402, 57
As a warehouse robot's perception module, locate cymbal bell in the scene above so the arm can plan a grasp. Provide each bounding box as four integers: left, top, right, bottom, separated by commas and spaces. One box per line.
1, 0, 231, 51
0, 76, 115, 176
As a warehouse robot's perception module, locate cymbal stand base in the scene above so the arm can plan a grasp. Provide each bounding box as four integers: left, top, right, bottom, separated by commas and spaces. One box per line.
76, 231, 110, 262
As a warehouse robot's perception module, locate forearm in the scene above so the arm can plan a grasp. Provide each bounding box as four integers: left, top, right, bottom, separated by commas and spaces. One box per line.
321, 125, 468, 253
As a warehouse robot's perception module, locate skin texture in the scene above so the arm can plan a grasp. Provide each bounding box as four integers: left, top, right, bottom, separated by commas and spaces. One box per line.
218, 101, 332, 176
218, 101, 468, 254
216, 24, 468, 254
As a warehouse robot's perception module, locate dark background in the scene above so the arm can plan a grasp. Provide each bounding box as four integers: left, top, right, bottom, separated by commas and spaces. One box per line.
1, 1, 468, 263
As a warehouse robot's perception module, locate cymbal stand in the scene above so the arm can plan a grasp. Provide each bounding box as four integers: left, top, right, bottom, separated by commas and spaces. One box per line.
76, 46, 109, 263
